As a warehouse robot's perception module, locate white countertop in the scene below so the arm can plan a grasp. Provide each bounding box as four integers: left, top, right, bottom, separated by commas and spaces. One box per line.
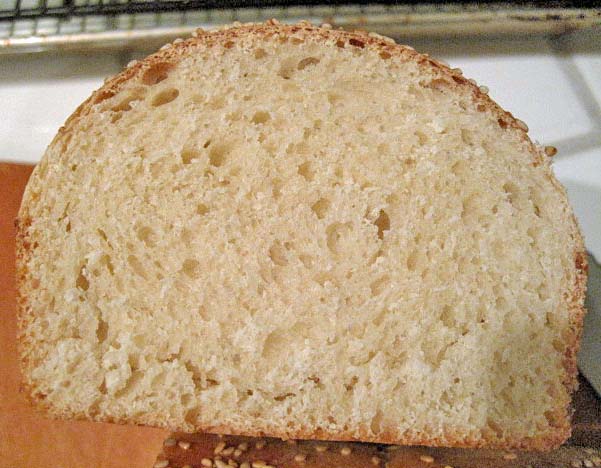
2, 29, 600, 260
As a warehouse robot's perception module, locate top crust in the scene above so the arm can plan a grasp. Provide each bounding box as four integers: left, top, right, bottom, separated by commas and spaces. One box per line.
16, 20, 587, 451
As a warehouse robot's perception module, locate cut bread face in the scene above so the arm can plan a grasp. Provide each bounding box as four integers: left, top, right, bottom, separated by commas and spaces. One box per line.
17, 21, 586, 450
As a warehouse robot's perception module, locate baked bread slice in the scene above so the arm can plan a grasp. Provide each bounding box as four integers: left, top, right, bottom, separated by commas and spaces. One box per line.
17, 20, 587, 450
153, 433, 601, 468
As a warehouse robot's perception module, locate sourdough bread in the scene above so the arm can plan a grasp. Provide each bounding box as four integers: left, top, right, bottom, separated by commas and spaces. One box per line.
17, 21, 587, 450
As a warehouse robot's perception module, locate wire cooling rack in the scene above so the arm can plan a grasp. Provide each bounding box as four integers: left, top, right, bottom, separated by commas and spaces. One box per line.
1, 1, 600, 54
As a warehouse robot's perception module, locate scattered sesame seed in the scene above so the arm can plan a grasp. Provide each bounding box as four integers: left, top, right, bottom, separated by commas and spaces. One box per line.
240, 463, 250, 468
585, 460, 594, 468
217, 434, 224, 439
515, 119, 529, 132
178, 441, 191, 450
573, 461, 583, 468
191, 31, 199, 38
154, 461, 169, 468
268, 18, 280, 25
315, 445, 328, 452
544, 145, 558, 157
468, 78, 477, 85
127, 60, 138, 68
479, 85, 489, 94
294, 454, 306, 462
215, 442, 227, 454
420, 455, 434, 463
371, 456, 381, 465
238, 443, 249, 451
173, 38, 184, 44
321, 23, 333, 29
222, 447, 235, 456
160, 43, 172, 51
256, 440, 266, 450
503, 453, 517, 460
586, 449, 595, 455
452, 68, 463, 75
252, 461, 267, 468
201, 459, 213, 467
215, 460, 229, 468
233, 21, 242, 27
164, 438, 177, 447
228, 459, 238, 467
592, 456, 601, 466
341, 447, 352, 456
287, 439, 297, 445
234, 449, 242, 457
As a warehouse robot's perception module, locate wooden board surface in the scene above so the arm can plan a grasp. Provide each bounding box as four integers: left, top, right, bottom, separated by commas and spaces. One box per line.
0, 163, 168, 468
1, 162, 599, 468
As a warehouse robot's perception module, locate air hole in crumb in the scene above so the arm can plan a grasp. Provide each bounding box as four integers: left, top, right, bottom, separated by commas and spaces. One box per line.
415, 130, 428, 146
136, 226, 155, 247
269, 242, 288, 266
254, 48, 267, 59
76, 266, 89, 291
461, 129, 473, 145
196, 203, 209, 215
185, 407, 201, 425
299, 254, 313, 268
503, 182, 520, 206
327, 92, 342, 106
370, 410, 383, 435
96, 318, 108, 343
370, 276, 389, 296
374, 210, 390, 240
344, 376, 359, 392
182, 259, 200, 278
111, 88, 145, 112
278, 58, 297, 79
180, 146, 201, 164
151, 88, 179, 107
298, 161, 314, 181
326, 222, 353, 256
274, 393, 295, 401
311, 198, 330, 219
440, 305, 454, 328
141, 62, 173, 85
251, 110, 271, 124
297, 57, 320, 70
272, 178, 282, 199
406, 250, 419, 271
208, 143, 230, 167
127, 255, 147, 279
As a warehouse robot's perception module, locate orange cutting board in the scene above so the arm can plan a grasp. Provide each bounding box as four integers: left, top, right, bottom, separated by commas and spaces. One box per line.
0, 163, 168, 468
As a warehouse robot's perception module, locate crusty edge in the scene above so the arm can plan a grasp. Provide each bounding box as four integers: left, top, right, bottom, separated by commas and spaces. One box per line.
16, 20, 587, 451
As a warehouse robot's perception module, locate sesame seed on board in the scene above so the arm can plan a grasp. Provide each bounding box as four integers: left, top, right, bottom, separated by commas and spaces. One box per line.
178, 441, 191, 450
544, 145, 558, 157
215, 459, 229, 468
340, 446, 352, 456
503, 452, 518, 460
201, 458, 213, 467
315, 444, 328, 452
154, 461, 169, 468
419, 455, 435, 463
371, 456, 381, 465
238, 442, 249, 451
256, 440, 267, 450
294, 453, 307, 462
164, 438, 177, 447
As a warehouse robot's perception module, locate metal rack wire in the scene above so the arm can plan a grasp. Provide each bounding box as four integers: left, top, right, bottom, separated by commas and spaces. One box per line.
1, 1, 600, 54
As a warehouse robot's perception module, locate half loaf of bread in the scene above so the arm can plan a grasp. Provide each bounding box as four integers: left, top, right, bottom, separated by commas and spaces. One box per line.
17, 20, 587, 450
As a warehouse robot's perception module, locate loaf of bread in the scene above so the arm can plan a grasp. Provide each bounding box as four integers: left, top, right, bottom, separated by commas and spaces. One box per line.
153, 433, 601, 468
17, 20, 587, 450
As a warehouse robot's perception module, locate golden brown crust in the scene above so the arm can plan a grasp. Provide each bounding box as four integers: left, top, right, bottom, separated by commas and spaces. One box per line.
154, 432, 601, 468
16, 20, 587, 452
